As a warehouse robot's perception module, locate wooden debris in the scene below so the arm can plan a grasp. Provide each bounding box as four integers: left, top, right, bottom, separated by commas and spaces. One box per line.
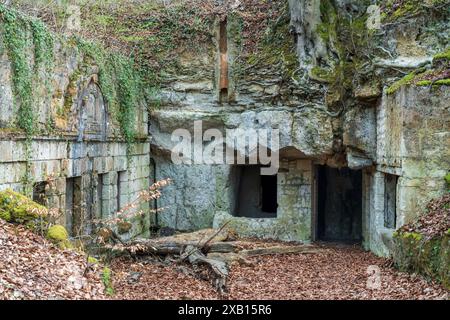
115, 226, 323, 293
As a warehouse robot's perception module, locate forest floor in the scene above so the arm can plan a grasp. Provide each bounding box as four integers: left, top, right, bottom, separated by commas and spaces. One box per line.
0, 218, 448, 300
110, 242, 448, 300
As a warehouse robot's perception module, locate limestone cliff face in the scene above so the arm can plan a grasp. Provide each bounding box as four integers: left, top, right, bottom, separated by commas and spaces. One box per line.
149, 0, 449, 231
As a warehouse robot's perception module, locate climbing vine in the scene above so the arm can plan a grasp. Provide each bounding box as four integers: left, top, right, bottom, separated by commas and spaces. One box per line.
0, 6, 34, 136
74, 37, 145, 146
0, 5, 55, 194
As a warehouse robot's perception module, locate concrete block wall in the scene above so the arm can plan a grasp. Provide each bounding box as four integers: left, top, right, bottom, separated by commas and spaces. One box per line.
0, 138, 151, 239
214, 159, 313, 242
366, 85, 450, 257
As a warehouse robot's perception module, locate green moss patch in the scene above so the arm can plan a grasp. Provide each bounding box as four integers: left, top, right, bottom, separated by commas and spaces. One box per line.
47, 224, 68, 241
386, 66, 450, 94
102, 267, 114, 296
432, 47, 450, 66
46, 224, 73, 249
0, 189, 48, 225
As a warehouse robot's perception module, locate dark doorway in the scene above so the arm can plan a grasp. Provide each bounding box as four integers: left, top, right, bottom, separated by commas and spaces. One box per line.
33, 181, 48, 206
234, 165, 277, 218
66, 177, 82, 237
261, 174, 277, 213
317, 166, 362, 242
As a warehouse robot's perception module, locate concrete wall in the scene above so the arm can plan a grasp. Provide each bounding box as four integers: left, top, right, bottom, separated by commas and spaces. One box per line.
214, 159, 312, 242
365, 86, 450, 256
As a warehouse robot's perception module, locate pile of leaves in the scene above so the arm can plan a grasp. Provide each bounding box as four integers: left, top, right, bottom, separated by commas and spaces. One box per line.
110, 243, 448, 300
397, 194, 450, 239
0, 219, 106, 300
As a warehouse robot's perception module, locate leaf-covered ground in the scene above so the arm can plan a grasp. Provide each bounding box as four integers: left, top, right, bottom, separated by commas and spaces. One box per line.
0, 219, 105, 300
0, 218, 447, 300
398, 194, 450, 239
111, 243, 448, 300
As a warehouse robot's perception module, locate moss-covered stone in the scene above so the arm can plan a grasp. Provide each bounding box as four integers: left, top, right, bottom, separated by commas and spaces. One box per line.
46, 224, 73, 249
47, 224, 69, 241
393, 231, 450, 290
0, 189, 48, 224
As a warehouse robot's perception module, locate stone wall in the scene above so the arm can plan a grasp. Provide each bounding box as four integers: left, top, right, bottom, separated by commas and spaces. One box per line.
0, 8, 151, 239
365, 85, 450, 256
214, 159, 312, 242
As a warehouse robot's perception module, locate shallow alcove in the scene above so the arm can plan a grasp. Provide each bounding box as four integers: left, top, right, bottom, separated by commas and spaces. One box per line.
233, 165, 278, 218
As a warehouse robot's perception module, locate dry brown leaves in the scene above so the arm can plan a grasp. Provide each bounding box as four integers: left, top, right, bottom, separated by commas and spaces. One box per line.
111, 243, 448, 300
398, 194, 450, 239
110, 258, 218, 300
0, 219, 105, 300
1, 215, 447, 300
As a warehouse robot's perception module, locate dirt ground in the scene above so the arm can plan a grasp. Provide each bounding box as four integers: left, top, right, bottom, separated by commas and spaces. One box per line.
1, 218, 447, 300
110, 242, 448, 300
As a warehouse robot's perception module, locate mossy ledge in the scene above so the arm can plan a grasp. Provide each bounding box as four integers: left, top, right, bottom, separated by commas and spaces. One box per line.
386, 48, 450, 95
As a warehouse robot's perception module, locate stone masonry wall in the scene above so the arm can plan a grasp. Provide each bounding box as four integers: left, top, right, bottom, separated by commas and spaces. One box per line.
366, 85, 450, 256
0, 9, 151, 239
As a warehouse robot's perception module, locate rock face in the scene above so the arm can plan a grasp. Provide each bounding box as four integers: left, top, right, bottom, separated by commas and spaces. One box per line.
148, 0, 450, 255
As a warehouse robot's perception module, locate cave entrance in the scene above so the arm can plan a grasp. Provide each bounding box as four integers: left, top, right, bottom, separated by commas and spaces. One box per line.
234, 165, 277, 218
316, 166, 362, 242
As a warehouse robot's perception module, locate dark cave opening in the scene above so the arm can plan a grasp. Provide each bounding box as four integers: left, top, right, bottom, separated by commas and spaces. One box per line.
316, 166, 362, 242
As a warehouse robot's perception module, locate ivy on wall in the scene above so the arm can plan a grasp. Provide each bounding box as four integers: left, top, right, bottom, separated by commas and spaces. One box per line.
0, 4, 148, 193
1, 6, 35, 136
0, 5, 56, 194
74, 38, 144, 145
0, 4, 145, 146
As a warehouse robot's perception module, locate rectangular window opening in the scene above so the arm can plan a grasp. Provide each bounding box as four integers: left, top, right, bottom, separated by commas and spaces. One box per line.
233, 165, 277, 218
219, 18, 228, 103
117, 171, 127, 212
97, 173, 105, 219
384, 174, 398, 229
65, 177, 82, 237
